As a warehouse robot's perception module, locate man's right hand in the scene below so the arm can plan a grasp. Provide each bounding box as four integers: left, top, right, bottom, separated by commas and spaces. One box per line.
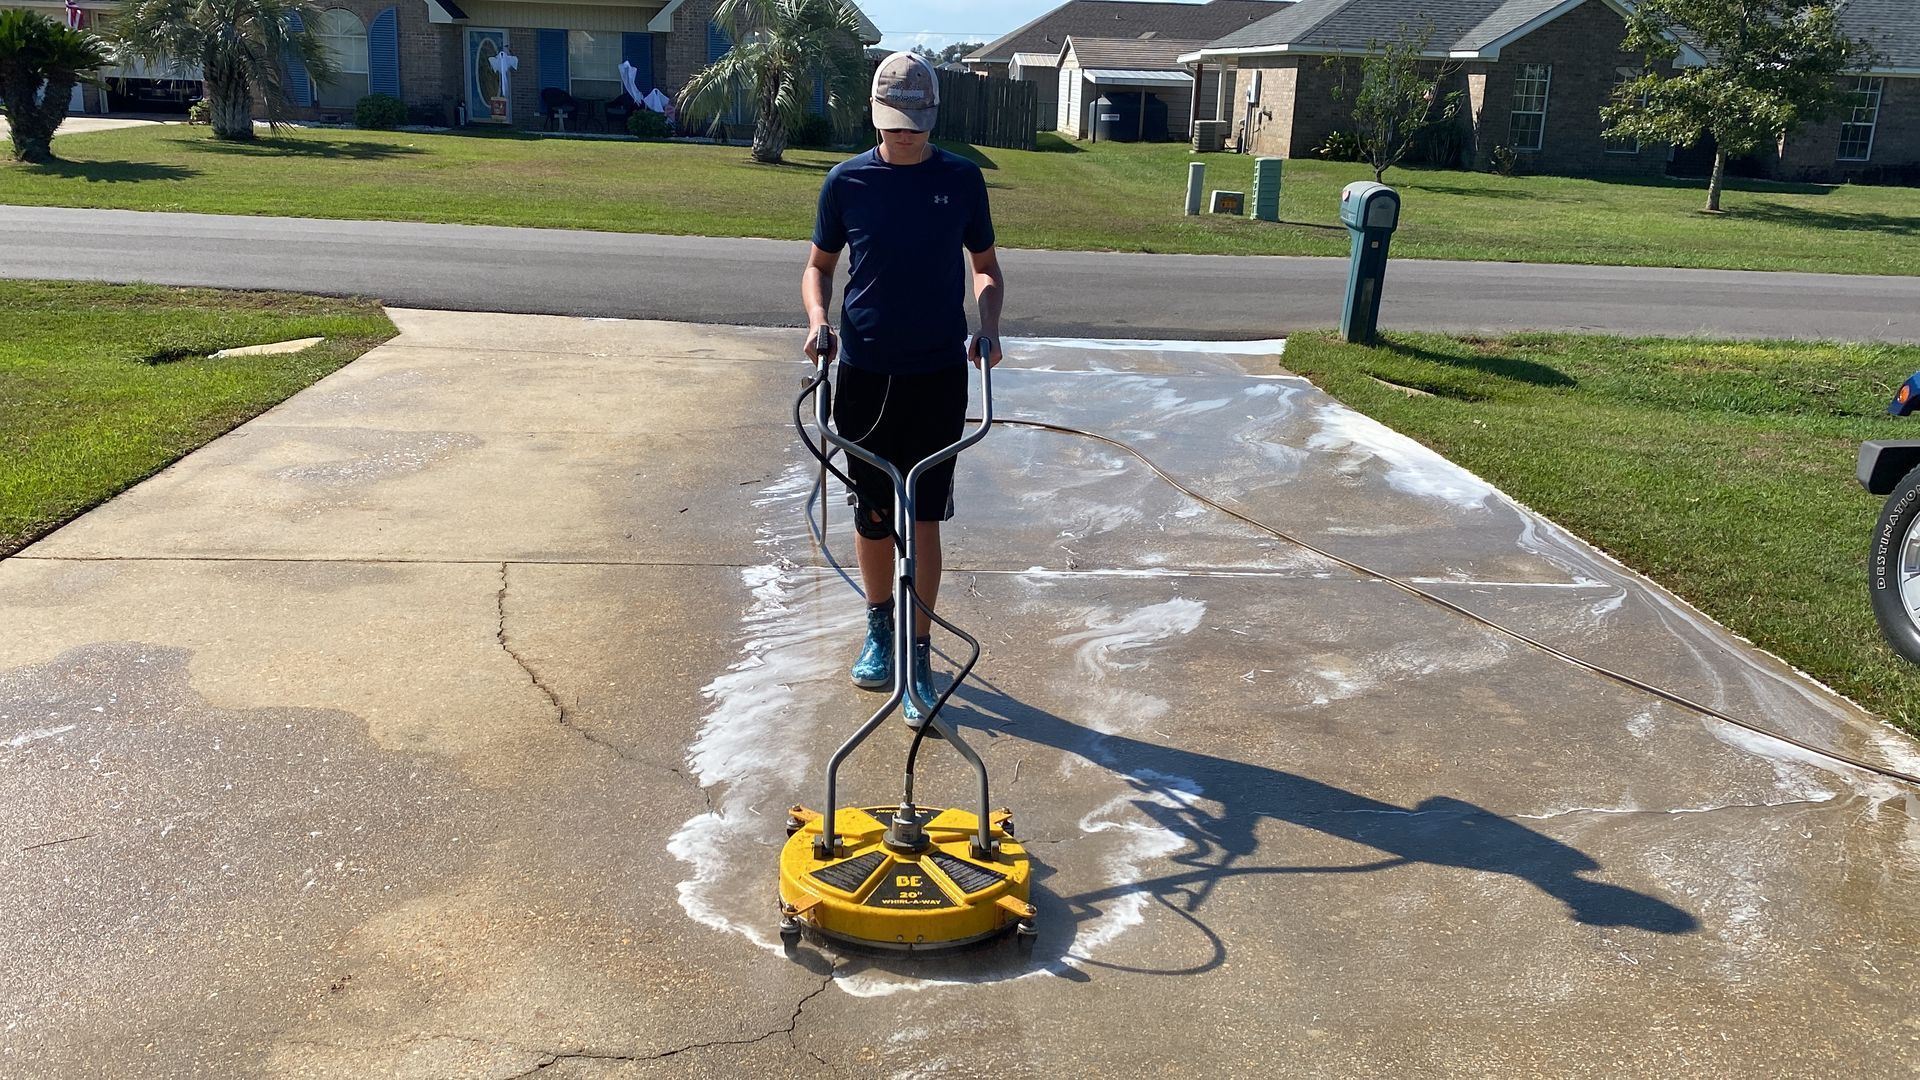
805, 323, 835, 366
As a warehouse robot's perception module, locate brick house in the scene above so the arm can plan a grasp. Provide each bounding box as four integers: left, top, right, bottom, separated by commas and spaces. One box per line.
1181, 0, 1919, 182
965, 0, 1291, 135
1762, 0, 1918, 183
1179, 0, 1693, 175
20, 0, 877, 129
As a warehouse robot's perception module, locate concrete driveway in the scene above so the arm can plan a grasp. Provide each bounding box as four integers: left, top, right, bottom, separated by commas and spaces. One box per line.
3, 312, 1918, 1077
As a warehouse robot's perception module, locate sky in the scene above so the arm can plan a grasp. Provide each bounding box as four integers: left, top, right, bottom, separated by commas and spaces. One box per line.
868, 0, 1209, 56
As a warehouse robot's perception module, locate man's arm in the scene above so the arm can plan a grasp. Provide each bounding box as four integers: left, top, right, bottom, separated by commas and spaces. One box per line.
802, 243, 840, 364
969, 246, 1005, 368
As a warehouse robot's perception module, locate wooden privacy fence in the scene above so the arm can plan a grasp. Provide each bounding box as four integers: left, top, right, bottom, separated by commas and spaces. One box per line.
933, 70, 1038, 151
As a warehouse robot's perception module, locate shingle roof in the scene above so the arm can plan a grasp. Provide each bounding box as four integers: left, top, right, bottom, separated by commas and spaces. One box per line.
1452, 0, 1567, 52
1203, 0, 1541, 54
968, 0, 1294, 64
1838, 0, 1920, 70
1196, 0, 1919, 67
1065, 36, 1219, 68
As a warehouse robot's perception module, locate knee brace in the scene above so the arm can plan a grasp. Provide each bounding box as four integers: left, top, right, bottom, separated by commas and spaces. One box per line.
850, 494, 895, 541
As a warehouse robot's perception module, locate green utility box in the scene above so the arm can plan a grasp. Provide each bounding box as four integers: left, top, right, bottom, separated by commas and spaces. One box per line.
1338, 181, 1400, 345
1252, 157, 1282, 221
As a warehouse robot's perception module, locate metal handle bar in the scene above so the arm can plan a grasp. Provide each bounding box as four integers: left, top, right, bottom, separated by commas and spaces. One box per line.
808, 330, 999, 858
809, 328, 994, 517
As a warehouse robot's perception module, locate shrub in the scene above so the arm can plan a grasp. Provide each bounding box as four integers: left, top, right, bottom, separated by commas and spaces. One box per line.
1410, 122, 1464, 168
790, 112, 834, 149
627, 108, 669, 139
1488, 145, 1520, 177
1854, 162, 1920, 188
1317, 130, 1362, 162
354, 93, 406, 130
187, 98, 210, 125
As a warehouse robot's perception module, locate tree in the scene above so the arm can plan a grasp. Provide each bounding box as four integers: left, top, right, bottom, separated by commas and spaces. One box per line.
1331, 22, 1462, 182
1603, 0, 1868, 212
913, 41, 983, 67
679, 0, 872, 165
0, 10, 108, 163
106, 0, 336, 141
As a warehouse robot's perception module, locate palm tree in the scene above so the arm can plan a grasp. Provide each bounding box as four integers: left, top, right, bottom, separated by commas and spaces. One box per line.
678, 0, 870, 165
106, 0, 335, 140
0, 10, 109, 163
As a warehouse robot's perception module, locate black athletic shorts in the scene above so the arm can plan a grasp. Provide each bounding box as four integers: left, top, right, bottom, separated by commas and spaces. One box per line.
832, 362, 968, 531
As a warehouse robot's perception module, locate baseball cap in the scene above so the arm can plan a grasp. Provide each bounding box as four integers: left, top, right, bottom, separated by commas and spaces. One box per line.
871, 51, 939, 132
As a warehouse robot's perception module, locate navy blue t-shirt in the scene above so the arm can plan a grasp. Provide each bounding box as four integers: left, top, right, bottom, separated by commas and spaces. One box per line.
811, 146, 995, 374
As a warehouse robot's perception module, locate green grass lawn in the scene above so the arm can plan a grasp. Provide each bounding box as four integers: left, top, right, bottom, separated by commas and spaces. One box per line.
4, 125, 1916, 274
0, 280, 394, 556
1281, 329, 1920, 734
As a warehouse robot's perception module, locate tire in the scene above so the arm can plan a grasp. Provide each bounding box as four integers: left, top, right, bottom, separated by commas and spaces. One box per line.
1869, 464, 1920, 664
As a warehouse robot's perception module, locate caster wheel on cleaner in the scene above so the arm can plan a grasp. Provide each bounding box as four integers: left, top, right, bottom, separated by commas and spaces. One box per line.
1870, 464, 1920, 664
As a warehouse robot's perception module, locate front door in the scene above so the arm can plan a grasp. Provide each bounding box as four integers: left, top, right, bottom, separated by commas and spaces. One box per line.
466, 28, 510, 124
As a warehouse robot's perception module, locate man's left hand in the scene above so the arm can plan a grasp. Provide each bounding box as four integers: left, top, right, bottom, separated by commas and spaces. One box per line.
972, 333, 1003, 369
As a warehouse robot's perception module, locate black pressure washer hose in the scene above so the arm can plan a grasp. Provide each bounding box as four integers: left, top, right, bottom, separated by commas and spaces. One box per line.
794, 358, 1920, 792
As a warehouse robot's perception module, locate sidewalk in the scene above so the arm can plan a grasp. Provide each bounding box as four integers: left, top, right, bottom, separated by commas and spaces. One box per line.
2, 311, 1916, 1077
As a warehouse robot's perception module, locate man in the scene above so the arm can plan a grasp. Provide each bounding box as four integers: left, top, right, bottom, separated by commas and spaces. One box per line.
801, 51, 1005, 729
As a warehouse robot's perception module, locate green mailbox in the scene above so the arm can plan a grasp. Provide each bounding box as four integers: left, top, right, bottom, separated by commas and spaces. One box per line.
1338, 181, 1400, 344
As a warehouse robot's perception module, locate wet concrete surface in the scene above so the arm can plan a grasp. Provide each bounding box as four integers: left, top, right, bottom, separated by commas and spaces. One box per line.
3, 311, 1919, 1077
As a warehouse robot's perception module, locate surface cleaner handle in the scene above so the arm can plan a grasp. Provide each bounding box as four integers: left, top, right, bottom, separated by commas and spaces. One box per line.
803, 325, 833, 391
814, 324, 835, 367
972, 336, 995, 432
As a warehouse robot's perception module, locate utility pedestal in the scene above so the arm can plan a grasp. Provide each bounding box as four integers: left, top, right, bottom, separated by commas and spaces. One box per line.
1338, 181, 1401, 345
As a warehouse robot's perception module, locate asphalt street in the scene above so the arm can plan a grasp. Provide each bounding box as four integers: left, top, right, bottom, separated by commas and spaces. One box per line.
5, 204, 1918, 342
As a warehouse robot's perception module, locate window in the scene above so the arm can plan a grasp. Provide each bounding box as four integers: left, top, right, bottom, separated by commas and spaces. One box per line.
1838, 76, 1884, 162
314, 9, 369, 110
569, 30, 622, 101
1605, 67, 1641, 154
1508, 63, 1551, 151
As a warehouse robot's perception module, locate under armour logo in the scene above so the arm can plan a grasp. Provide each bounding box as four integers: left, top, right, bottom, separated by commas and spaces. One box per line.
933, 195, 949, 204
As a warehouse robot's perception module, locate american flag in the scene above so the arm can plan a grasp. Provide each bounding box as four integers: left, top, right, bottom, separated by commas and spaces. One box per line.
65, 0, 83, 30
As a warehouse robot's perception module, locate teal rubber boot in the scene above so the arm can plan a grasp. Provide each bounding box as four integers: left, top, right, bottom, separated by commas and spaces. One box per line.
903, 638, 941, 732
849, 603, 893, 690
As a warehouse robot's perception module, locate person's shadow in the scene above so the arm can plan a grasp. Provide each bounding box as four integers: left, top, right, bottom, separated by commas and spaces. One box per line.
832, 679, 1696, 984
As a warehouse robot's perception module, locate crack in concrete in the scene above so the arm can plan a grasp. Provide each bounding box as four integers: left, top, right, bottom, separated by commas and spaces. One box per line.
500, 972, 836, 1077
494, 561, 635, 763
489, 563, 713, 810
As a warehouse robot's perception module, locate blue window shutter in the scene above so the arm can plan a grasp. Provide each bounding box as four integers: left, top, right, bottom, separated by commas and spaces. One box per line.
284, 11, 312, 107
369, 7, 400, 98
537, 28, 568, 98
621, 32, 652, 94
811, 77, 824, 116
707, 23, 730, 62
